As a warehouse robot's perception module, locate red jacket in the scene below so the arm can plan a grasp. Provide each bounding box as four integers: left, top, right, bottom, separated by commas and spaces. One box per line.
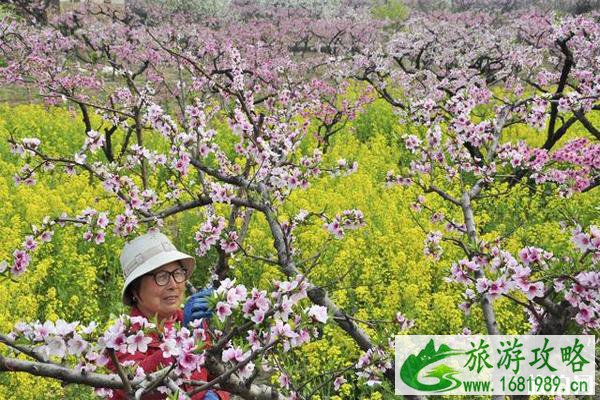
107, 306, 229, 400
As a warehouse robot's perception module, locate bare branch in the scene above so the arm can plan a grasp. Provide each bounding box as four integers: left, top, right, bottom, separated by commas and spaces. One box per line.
108, 349, 132, 395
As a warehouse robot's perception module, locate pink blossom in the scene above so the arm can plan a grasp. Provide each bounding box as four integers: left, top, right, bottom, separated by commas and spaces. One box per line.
519, 246, 551, 266
23, 236, 37, 251
522, 281, 544, 300
133, 366, 146, 381
126, 331, 152, 354
238, 361, 255, 380
488, 278, 508, 299
450, 263, 469, 284
553, 278, 566, 292
356, 350, 371, 369
385, 171, 412, 186
160, 338, 180, 358
129, 316, 149, 328
513, 264, 531, 277
178, 351, 200, 374
290, 329, 311, 348
102, 176, 120, 194
365, 377, 381, 386
423, 231, 443, 260
459, 258, 479, 272
243, 291, 269, 316
276, 280, 298, 294
572, 232, 592, 252
247, 330, 261, 350
216, 301, 232, 322
220, 231, 239, 254
96, 213, 109, 228
271, 320, 297, 339
274, 296, 294, 321
22, 138, 41, 151
475, 278, 490, 294
81, 321, 98, 335
46, 336, 67, 358
325, 220, 343, 239
333, 376, 346, 391
173, 153, 190, 175
576, 271, 600, 288
222, 347, 244, 363
34, 320, 56, 341
156, 386, 172, 396
253, 289, 270, 309
11, 249, 30, 276
199, 143, 211, 157
307, 305, 328, 323
395, 312, 415, 330
564, 290, 580, 307
13, 322, 31, 337
75, 362, 97, 374
195, 216, 226, 256
55, 319, 78, 336
251, 309, 265, 324
94, 388, 113, 398
404, 135, 421, 152
210, 183, 234, 204
278, 373, 290, 389
216, 278, 235, 295
67, 335, 88, 356
105, 331, 127, 353
575, 305, 594, 325
84, 130, 105, 153
95, 353, 111, 367
23, 176, 36, 186
40, 230, 54, 242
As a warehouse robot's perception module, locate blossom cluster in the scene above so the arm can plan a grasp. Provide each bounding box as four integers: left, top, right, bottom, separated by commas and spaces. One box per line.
194, 214, 237, 257
0, 215, 55, 277
557, 271, 599, 330
449, 245, 552, 302
355, 347, 391, 387
446, 227, 599, 331
324, 209, 366, 239
571, 225, 600, 264
423, 231, 443, 261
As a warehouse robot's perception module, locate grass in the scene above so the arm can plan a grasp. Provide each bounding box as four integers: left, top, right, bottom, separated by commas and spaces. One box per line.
0, 85, 40, 105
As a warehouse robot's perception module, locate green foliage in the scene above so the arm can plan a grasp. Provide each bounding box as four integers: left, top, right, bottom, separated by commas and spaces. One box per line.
352, 98, 399, 145
371, 0, 409, 23
0, 5, 15, 20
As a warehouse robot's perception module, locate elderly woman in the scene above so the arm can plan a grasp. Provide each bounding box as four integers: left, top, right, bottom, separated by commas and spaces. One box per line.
107, 231, 229, 400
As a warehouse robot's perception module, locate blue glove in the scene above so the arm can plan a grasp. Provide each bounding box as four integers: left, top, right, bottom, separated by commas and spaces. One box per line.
204, 390, 220, 400
183, 287, 214, 327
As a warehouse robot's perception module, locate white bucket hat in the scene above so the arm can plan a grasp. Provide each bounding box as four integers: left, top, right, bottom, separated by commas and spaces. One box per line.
120, 231, 195, 305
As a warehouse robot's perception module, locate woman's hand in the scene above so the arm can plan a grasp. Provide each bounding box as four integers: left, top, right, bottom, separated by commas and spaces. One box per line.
183, 287, 214, 327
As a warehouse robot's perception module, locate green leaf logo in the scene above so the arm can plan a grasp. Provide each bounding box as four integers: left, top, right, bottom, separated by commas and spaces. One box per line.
400, 339, 464, 392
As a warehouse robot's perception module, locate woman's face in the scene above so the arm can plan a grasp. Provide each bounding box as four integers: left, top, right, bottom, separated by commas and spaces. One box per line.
134, 261, 186, 321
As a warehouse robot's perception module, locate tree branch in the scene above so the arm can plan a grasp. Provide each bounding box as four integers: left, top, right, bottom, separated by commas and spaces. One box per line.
573, 110, 600, 140
0, 355, 125, 389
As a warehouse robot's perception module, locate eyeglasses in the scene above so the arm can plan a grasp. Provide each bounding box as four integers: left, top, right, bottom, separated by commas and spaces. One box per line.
145, 267, 189, 286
